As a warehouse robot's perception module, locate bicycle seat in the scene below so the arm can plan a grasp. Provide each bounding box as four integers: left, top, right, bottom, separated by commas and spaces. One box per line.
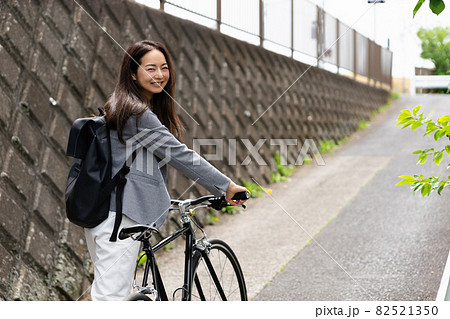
119, 224, 158, 241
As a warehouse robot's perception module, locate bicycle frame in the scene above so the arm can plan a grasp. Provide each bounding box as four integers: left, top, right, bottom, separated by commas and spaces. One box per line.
137, 220, 190, 301
127, 193, 250, 301
136, 218, 227, 301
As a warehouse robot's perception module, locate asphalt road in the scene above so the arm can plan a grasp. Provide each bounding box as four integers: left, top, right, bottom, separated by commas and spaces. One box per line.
254, 94, 450, 301
154, 94, 450, 301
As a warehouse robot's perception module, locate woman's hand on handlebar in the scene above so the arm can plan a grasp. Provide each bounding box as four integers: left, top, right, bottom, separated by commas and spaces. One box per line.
225, 181, 250, 206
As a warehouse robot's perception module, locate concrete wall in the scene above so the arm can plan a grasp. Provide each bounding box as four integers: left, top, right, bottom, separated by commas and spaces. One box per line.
0, 0, 390, 300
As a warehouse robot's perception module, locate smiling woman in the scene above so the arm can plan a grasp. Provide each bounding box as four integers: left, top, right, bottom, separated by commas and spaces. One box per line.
82, 40, 249, 301
131, 50, 170, 100
105, 41, 181, 143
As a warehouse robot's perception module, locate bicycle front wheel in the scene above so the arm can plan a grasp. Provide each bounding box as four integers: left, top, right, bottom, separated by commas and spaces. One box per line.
191, 239, 247, 301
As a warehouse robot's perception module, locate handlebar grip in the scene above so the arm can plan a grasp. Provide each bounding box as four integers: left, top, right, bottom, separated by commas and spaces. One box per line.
232, 191, 250, 200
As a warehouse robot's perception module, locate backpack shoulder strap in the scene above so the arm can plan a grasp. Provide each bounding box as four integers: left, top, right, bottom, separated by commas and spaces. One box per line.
108, 148, 140, 242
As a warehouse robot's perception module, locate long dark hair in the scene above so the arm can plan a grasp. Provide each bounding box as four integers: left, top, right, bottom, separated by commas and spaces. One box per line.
104, 40, 183, 143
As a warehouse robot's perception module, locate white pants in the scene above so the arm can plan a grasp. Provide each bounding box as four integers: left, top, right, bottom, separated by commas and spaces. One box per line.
84, 212, 141, 301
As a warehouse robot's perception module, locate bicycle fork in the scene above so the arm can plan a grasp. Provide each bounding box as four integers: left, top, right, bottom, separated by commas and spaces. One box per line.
185, 237, 228, 301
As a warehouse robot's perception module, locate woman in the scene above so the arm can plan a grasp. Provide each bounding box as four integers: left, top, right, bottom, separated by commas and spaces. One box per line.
84, 40, 249, 301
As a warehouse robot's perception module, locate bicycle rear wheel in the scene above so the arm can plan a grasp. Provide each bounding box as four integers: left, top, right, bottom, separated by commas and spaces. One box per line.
191, 239, 247, 301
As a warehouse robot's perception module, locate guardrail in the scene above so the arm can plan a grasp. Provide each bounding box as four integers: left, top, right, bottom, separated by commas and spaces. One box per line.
410, 75, 450, 95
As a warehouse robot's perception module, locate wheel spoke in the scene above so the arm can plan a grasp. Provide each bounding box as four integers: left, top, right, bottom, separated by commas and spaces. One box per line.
191, 240, 247, 301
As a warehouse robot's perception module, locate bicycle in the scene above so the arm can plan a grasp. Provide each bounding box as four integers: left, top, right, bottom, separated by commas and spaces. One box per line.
118, 191, 250, 301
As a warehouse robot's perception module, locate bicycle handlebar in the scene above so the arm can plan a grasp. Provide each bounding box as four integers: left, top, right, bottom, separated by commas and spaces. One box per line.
231, 191, 250, 201
170, 191, 250, 211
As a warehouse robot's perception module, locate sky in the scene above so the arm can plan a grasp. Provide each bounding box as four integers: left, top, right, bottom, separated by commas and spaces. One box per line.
135, 0, 450, 78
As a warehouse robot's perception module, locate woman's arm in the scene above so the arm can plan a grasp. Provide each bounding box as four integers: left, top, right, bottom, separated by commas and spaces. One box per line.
130, 110, 248, 201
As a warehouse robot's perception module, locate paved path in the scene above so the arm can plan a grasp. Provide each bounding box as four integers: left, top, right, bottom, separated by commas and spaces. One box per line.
155, 94, 450, 301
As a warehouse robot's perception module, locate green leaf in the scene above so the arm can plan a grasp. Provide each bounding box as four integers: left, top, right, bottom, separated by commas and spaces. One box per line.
413, 0, 425, 17
413, 182, 423, 193
433, 150, 443, 165
442, 126, 450, 135
399, 175, 414, 179
397, 115, 414, 126
417, 153, 428, 164
397, 114, 413, 124
434, 129, 446, 141
413, 105, 422, 116
446, 145, 450, 155
397, 180, 414, 186
401, 120, 415, 129
411, 121, 422, 131
401, 109, 412, 116
429, 0, 446, 15
421, 183, 431, 196
396, 175, 416, 186
437, 184, 445, 195
437, 115, 450, 125
426, 122, 439, 135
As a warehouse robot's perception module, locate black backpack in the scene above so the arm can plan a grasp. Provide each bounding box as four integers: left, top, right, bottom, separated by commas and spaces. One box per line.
65, 109, 136, 242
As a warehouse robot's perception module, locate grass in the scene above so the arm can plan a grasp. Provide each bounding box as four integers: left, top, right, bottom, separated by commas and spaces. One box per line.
358, 120, 369, 130
318, 139, 337, 154
221, 205, 243, 215
317, 137, 348, 155
240, 179, 267, 198
271, 151, 295, 183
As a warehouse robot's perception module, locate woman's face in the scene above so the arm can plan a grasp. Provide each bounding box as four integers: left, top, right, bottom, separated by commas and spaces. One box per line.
132, 49, 170, 100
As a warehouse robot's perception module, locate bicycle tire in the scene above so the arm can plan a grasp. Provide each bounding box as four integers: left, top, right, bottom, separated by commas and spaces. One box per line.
191, 239, 247, 301
124, 292, 152, 301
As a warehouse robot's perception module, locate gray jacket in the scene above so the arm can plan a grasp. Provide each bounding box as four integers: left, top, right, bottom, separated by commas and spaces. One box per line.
109, 109, 231, 227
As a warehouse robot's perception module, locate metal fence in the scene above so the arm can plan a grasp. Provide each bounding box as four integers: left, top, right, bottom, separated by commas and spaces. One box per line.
142, 0, 393, 87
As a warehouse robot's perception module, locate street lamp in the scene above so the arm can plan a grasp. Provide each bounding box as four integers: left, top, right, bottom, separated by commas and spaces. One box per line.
368, 0, 386, 43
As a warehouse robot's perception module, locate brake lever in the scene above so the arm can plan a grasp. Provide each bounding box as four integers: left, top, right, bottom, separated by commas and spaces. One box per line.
209, 196, 228, 210
208, 196, 246, 210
